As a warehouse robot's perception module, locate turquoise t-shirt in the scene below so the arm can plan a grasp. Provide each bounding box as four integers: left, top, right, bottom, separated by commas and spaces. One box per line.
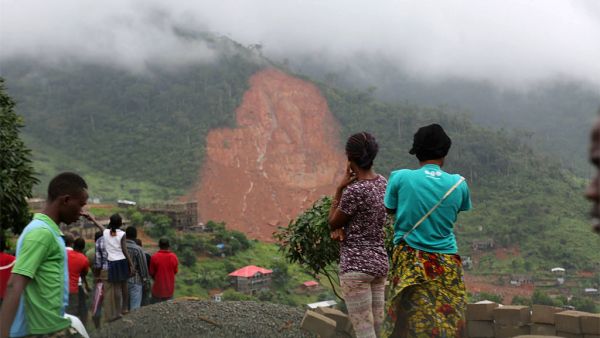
384, 164, 472, 254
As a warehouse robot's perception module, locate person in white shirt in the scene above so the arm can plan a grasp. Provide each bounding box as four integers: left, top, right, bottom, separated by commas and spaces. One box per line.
83, 213, 134, 321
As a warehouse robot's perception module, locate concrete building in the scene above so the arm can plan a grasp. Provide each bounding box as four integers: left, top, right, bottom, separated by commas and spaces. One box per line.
139, 201, 198, 230
228, 265, 272, 294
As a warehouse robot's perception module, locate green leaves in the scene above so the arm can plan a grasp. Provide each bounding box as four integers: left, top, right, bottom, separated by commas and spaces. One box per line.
274, 196, 339, 281
0, 78, 39, 234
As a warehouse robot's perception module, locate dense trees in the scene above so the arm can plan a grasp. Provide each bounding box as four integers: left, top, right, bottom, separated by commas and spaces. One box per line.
0, 78, 38, 234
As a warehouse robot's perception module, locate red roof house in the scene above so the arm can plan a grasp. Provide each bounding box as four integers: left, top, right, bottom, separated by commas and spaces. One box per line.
228, 265, 273, 294
302, 281, 319, 288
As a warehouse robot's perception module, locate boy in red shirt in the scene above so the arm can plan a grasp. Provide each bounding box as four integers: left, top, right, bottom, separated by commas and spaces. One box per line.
67, 236, 90, 325
149, 238, 178, 303
0, 237, 16, 306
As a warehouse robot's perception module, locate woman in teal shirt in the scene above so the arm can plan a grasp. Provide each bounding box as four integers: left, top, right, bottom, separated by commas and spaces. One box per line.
383, 124, 472, 338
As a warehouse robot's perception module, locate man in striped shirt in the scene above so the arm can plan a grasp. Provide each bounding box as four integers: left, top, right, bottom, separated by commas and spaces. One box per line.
125, 227, 149, 311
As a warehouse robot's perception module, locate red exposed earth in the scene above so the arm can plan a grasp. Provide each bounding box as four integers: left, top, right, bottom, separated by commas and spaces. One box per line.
193, 68, 346, 241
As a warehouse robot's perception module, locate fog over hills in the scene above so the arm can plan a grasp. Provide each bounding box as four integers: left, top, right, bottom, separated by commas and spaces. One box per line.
2, 0, 600, 88
2, 0, 599, 175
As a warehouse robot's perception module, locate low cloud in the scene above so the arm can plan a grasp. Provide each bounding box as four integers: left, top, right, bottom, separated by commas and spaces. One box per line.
1, 0, 599, 88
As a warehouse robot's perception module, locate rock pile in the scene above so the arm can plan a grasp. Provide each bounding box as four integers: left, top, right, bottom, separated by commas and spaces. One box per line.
91, 299, 317, 338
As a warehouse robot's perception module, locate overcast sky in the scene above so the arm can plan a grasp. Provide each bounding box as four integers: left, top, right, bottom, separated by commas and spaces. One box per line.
1, 0, 600, 89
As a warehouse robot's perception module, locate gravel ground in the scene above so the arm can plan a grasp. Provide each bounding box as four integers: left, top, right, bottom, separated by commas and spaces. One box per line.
91, 299, 317, 338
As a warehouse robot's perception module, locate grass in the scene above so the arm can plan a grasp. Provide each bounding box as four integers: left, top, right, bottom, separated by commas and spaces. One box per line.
24, 134, 182, 202
174, 242, 336, 306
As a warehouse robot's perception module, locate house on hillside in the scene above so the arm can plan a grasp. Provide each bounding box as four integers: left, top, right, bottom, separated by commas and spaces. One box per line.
228, 265, 273, 294
300, 281, 320, 293
510, 274, 534, 286
139, 201, 198, 230
471, 238, 495, 251
117, 199, 137, 208
462, 256, 473, 270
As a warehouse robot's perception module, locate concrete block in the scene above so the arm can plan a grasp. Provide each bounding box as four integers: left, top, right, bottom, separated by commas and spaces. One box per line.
532, 305, 562, 324
301, 310, 337, 338
494, 305, 532, 326
467, 320, 494, 337
315, 307, 353, 334
556, 311, 588, 334
581, 314, 600, 335
531, 323, 556, 336
494, 323, 530, 338
467, 302, 500, 321
556, 332, 584, 338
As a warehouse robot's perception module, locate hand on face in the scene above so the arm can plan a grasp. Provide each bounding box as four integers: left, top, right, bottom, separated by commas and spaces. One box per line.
330, 228, 345, 242
337, 162, 357, 191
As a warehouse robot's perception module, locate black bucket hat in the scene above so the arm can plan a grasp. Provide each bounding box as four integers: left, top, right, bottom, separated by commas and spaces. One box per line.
409, 124, 452, 161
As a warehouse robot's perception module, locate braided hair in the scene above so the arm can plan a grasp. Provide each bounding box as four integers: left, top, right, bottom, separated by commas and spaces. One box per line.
345, 132, 379, 170
109, 213, 122, 235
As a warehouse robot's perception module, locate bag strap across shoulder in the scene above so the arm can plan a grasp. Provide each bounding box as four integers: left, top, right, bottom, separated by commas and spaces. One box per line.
401, 176, 465, 242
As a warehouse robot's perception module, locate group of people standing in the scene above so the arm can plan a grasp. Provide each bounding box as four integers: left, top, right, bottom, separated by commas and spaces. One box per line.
329, 124, 472, 338
83, 214, 178, 327
0, 173, 179, 338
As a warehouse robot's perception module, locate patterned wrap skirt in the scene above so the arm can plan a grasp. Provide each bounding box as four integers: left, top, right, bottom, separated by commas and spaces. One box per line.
383, 242, 467, 338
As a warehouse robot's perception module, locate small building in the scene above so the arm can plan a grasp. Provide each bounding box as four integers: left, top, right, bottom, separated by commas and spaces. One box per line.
209, 289, 223, 302
307, 300, 337, 310
117, 199, 137, 208
301, 280, 320, 293
510, 274, 534, 286
471, 238, 495, 251
228, 265, 272, 294
139, 201, 198, 230
462, 256, 473, 270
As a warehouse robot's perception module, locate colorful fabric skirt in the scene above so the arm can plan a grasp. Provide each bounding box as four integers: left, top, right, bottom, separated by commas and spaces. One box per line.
108, 259, 129, 283
383, 243, 467, 338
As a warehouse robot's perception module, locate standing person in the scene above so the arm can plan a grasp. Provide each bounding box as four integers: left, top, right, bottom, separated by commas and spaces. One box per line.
134, 239, 152, 307
82, 213, 134, 321
587, 114, 600, 234
66, 236, 90, 325
91, 230, 110, 329
328, 132, 388, 338
0, 237, 16, 307
149, 238, 178, 303
384, 124, 472, 337
0, 172, 88, 338
124, 227, 149, 311
74, 238, 90, 326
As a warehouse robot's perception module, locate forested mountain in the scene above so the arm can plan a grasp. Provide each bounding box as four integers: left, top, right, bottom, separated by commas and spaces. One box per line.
0, 33, 596, 270
291, 57, 600, 177
1, 33, 265, 193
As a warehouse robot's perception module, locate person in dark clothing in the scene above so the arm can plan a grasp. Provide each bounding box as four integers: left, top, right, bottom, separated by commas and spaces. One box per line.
134, 239, 152, 306
125, 227, 149, 311
587, 114, 600, 234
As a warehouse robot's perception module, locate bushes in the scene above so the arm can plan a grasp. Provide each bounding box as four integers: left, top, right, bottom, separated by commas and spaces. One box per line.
274, 196, 344, 299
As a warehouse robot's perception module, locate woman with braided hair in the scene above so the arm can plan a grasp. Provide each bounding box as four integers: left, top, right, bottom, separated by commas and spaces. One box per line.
328, 132, 388, 338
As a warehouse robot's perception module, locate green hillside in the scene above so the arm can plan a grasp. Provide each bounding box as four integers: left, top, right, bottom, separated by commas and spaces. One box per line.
0, 34, 596, 271
1, 33, 264, 193
321, 86, 596, 270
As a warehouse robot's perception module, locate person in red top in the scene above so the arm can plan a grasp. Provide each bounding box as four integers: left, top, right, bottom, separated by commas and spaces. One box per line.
149, 238, 178, 303
0, 237, 16, 306
66, 236, 90, 325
